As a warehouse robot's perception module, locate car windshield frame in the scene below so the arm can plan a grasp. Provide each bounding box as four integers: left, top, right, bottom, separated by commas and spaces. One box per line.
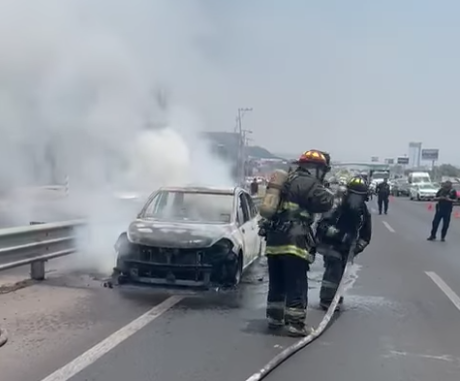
139, 190, 236, 224
411, 176, 431, 184
372, 173, 387, 180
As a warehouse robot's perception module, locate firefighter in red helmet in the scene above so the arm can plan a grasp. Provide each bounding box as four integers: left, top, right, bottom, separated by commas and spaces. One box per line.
263, 149, 334, 336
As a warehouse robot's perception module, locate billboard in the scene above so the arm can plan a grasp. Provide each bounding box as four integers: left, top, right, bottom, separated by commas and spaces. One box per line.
421, 149, 439, 161
397, 157, 409, 165
371, 156, 379, 162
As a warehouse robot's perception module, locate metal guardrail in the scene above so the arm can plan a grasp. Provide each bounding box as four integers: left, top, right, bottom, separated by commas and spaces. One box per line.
0, 196, 264, 281
0, 220, 85, 280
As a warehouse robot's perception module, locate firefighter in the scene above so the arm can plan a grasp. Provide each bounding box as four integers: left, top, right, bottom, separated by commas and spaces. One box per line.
376, 178, 390, 214
316, 176, 372, 310
262, 149, 335, 337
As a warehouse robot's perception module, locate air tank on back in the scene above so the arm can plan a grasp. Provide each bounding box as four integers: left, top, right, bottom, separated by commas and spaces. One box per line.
259, 169, 289, 220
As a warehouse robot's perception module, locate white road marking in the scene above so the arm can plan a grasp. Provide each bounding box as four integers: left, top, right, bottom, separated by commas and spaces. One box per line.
382, 221, 395, 233
425, 271, 460, 312
384, 350, 458, 363
39, 295, 184, 381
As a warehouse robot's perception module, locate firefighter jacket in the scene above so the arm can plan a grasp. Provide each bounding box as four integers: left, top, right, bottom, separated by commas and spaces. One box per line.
265, 168, 334, 262
315, 201, 372, 258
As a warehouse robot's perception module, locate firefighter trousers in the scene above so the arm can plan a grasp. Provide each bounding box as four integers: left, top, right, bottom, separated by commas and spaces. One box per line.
320, 254, 347, 303
266, 254, 309, 328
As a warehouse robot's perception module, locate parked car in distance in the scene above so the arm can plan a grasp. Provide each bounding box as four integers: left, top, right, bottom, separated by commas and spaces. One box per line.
409, 183, 438, 201
392, 179, 410, 197
452, 183, 460, 204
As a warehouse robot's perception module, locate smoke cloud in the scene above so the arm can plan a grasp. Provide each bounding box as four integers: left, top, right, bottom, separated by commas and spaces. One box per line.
0, 0, 235, 273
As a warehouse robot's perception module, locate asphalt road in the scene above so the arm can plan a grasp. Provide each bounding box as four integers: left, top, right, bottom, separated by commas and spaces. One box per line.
2, 196, 460, 381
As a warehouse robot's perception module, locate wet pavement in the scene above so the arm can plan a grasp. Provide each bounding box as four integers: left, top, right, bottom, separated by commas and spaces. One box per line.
265, 197, 460, 381
2, 197, 460, 381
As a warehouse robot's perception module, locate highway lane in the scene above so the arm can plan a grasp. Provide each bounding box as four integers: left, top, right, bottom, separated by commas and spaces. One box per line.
265, 198, 460, 381
46, 260, 330, 381
0, 265, 171, 381
1, 251, 328, 381
381, 196, 460, 294
4, 197, 460, 381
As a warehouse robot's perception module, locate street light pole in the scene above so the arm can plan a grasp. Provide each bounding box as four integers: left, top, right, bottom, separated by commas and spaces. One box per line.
236, 107, 253, 184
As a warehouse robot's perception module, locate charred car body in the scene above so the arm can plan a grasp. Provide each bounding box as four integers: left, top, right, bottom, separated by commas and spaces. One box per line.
112, 186, 263, 289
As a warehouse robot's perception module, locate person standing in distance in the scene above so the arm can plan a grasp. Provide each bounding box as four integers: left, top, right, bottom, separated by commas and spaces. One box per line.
250, 177, 259, 196
263, 149, 334, 337
427, 181, 457, 242
376, 177, 390, 215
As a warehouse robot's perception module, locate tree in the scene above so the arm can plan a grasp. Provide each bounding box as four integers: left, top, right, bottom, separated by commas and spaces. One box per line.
437, 164, 460, 177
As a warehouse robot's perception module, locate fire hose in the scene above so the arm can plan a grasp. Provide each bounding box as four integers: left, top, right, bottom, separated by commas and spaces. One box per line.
244, 239, 358, 381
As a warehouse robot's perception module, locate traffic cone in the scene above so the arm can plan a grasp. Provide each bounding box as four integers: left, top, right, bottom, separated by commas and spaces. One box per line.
427, 203, 433, 211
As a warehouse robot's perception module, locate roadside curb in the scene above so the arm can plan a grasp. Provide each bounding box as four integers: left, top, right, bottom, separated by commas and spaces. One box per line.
0, 327, 8, 347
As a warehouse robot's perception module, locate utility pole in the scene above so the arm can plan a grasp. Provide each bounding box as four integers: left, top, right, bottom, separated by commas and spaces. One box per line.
235, 107, 253, 184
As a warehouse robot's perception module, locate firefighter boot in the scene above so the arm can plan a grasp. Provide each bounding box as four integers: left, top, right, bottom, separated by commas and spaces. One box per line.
266, 302, 285, 330
267, 317, 284, 330
285, 307, 313, 337
286, 323, 314, 337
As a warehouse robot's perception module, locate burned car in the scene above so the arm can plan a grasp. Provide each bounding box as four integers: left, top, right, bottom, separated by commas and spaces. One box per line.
112, 186, 263, 289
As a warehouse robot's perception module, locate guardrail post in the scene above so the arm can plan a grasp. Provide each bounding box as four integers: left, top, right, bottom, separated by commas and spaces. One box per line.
30, 261, 46, 281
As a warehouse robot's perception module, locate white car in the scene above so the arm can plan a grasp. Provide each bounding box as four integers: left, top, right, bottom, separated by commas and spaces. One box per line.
409, 183, 438, 201
112, 186, 263, 289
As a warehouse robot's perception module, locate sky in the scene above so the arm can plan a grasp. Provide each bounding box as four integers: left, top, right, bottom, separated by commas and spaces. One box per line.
143, 0, 459, 165
188, 0, 460, 164
2, 0, 460, 179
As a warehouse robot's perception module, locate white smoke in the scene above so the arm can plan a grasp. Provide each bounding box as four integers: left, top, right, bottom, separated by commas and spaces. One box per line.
0, 0, 235, 273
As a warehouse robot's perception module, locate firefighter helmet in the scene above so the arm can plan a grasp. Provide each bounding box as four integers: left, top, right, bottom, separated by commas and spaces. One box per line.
347, 176, 368, 195
297, 150, 329, 167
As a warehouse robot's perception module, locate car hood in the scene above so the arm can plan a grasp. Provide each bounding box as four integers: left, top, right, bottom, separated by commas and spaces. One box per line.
127, 219, 235, 249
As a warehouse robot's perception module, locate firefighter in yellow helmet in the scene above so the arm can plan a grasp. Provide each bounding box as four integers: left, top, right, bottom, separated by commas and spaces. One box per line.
315, 176, 372, 310
263, 149, 334, 337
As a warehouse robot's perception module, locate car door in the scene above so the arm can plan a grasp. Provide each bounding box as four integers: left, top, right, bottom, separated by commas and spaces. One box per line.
242, 192, 260, 260
236, 192, 253, 266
